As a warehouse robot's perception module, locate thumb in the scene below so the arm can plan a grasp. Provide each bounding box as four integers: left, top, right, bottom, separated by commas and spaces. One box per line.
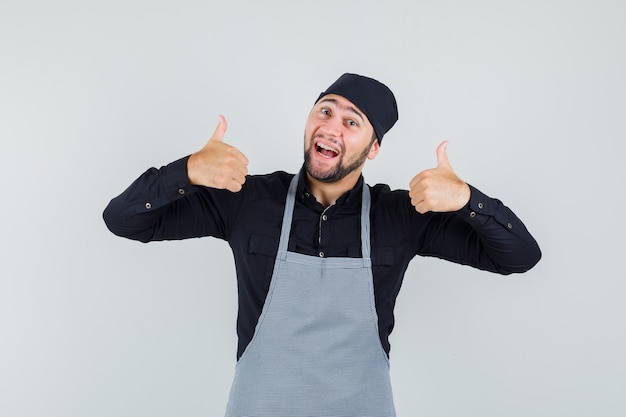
210, 114, 228, 142
436, 140, 451, 169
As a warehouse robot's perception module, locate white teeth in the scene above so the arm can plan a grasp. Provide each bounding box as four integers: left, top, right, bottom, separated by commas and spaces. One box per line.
317, 143, 339, 153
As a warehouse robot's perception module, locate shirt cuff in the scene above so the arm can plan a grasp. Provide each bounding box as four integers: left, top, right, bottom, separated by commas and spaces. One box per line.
456, 184, 519, 233
456, 184, 499, 224
160, 155, 197, 200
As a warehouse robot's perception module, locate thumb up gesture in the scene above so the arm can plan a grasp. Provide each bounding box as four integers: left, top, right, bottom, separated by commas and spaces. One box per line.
187, 115, 249, 192
409, 141, 471, 213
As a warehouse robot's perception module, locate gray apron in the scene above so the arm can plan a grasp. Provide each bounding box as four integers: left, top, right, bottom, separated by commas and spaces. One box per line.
225, 173, 396, 417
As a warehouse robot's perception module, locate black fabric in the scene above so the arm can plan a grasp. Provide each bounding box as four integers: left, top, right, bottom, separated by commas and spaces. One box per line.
103, 157, 542, 360
317, 73, 398, 144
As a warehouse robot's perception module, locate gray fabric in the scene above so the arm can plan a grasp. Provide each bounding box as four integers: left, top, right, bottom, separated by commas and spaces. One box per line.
225, 174, 396, 416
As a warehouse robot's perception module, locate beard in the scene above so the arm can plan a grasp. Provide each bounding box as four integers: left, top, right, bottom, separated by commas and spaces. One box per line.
303, 137, 371, 183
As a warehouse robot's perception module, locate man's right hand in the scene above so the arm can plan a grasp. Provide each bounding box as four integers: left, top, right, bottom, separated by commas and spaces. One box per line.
187, 115, 249, 192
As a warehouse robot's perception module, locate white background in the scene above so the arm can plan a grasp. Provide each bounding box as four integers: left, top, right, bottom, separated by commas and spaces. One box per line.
1, 1, 625, 416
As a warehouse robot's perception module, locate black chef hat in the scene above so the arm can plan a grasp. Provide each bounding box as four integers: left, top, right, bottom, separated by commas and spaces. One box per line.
316, 73, 398, 144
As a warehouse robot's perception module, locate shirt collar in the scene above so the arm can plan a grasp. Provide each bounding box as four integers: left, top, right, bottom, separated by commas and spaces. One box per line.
296, 165, 364, 207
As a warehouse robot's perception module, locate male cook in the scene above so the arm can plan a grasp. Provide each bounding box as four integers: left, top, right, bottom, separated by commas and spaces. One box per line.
104, 73, 541, 416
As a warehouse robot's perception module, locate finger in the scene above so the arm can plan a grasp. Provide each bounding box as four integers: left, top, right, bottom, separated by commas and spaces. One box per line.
412, 200, 428, 214
409, 193, 423, 209
409, 172, 423, 189
221, 148, 249, 171
234, 149, 250, 167
228, 183, 243, 193
230, 172, 247, 188
408, 185, 424, 208
436, 140, 451, 169
233, 160, 249, 179
227, 173, 247, 193
210, 114, 228, 142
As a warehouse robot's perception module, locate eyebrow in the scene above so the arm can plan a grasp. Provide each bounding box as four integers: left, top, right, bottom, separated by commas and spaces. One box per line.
318, 98, 365, 123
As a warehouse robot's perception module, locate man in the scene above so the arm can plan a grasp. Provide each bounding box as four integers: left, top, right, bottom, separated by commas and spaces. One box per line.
104, 73, 541, 416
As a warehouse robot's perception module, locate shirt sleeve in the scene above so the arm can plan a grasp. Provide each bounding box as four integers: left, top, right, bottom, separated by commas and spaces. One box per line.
416, 185, 541, 274
103, 156, 243, 243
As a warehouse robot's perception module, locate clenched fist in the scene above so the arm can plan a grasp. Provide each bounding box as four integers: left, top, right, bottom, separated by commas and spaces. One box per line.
187, 115, 249, 192
409, 141, 470, 213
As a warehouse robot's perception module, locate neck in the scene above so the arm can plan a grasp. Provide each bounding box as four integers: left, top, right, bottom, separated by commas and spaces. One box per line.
305, 170, 362, 207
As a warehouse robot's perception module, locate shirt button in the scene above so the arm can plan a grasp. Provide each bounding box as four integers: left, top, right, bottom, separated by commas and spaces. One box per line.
319, 251, 325, 258
145, 202, 152, 209
470, 211, 476, 218
178, 188, 185, 195
322, 214, 328, 221
507, 223, 513, 229
478, 202, 484, 209
305, 192, 310, 198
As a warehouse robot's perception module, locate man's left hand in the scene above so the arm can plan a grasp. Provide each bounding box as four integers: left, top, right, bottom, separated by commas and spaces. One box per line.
409, 141, 471, 214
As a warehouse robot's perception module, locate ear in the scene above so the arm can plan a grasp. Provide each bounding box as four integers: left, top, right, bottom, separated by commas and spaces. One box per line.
367, 139, 380, 160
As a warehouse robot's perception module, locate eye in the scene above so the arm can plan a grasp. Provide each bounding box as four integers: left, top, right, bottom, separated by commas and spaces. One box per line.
347, 119, 359, 127
320, 108, 331, 116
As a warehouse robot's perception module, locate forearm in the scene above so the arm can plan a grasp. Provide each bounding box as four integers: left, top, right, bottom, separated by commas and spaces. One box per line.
420, 185, 541, 274
103, 156, 221, 242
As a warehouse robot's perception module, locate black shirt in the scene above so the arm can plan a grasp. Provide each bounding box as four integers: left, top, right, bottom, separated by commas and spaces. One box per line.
103, 156, 541, 359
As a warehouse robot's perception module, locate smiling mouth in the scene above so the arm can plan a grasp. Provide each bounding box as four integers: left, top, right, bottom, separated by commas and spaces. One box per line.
316, 142, 340, 159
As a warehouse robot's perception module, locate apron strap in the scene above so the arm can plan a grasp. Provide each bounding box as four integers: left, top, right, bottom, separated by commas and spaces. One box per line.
360, 181, 372, 263
276, 173, 299, 260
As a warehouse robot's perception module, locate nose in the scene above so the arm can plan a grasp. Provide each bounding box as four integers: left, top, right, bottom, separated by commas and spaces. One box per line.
319, 117, 342, 138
